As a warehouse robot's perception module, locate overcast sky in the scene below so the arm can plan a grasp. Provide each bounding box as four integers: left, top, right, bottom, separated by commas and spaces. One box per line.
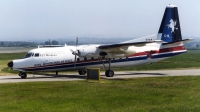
0, 0, 199, 41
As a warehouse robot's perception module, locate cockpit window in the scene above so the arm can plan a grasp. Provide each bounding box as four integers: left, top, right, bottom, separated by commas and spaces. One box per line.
35, 53, 39, 57
25, 53, 34, 58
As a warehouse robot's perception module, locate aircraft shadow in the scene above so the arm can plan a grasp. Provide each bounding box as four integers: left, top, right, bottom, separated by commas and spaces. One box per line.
114, 72, 167, 76
3, 74, 86, 80
30, 74, 86, 79
3, 72, 166, 80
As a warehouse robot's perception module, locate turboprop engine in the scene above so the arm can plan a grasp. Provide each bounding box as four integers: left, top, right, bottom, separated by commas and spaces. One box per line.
100, 46, 136, 58
77, 45, 100, 57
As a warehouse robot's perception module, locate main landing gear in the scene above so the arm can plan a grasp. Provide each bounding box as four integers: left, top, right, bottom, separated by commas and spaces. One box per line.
78, 69, 87, 75
19, 71, 27, 79
105, 58, 114, 77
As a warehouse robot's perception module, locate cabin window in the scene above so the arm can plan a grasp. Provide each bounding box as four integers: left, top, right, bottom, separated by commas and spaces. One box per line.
91, 57, 94, 61
84, 57, 87, 61
25, 53, 34, 58
35, 53, 39, 57
77, 58, 80, 62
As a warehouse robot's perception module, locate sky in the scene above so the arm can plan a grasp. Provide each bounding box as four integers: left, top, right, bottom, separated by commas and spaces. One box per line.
0, 0, 200, 41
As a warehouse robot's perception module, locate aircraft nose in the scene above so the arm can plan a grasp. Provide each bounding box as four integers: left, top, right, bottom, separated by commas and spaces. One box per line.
7, 61, 13, 68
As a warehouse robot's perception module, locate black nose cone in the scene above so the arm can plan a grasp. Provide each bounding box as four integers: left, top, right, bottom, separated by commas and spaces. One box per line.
7, 61, 13, 68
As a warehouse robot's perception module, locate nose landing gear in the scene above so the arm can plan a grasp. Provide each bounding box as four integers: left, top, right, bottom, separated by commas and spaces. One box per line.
19, 72, 27, 79
78, 69, 87, 75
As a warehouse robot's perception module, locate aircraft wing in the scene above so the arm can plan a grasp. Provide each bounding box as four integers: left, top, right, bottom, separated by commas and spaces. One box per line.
98, 41, 155, 49
98, 41, 161, 54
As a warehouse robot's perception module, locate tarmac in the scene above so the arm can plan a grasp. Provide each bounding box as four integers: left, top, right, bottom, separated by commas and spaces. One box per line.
0, 69, 200, 83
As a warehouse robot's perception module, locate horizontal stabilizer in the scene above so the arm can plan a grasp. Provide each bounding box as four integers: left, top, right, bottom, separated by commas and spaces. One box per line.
162, 38, 194, 45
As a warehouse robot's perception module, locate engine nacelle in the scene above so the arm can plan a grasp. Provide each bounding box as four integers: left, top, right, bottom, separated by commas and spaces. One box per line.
78, 45, 100, 57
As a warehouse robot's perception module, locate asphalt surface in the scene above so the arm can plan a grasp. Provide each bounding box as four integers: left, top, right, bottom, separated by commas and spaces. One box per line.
0, 69, 200, 83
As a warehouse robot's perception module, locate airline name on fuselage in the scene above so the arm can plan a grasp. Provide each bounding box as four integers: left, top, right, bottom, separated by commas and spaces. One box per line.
33, 53, 72, 67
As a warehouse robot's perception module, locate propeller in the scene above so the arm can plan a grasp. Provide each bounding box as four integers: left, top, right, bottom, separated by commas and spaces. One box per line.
73, 37, 78, 67
70, 37, 82, 67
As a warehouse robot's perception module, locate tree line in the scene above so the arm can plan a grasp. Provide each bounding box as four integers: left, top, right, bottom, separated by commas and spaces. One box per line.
0, 40, 60, 47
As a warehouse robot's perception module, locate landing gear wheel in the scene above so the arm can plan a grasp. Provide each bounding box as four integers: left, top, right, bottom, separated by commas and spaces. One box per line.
19, 72, 27, 79
78, 69, 86, 75
105, 70, 114, 77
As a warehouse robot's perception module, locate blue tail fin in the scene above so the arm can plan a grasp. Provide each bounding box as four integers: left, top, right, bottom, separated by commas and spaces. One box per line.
158, 4, 182, 43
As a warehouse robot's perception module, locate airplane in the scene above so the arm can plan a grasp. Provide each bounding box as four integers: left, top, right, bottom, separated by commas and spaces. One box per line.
7, 4, 193, 79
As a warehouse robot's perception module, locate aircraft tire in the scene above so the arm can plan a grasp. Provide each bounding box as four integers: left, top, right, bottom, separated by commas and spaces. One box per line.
78, 69, 86, 75
20, 72, 27, 79
105, 70, 114, 77
18, 72, 22, 76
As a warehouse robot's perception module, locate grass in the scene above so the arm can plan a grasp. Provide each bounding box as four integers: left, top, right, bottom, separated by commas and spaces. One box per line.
1, 76, 200, 111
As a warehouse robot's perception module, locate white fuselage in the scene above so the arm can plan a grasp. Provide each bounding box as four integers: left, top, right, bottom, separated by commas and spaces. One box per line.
12, 42, 186, 72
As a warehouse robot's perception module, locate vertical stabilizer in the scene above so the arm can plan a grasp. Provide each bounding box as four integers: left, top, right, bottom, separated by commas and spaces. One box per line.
158, 4, 182, 43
